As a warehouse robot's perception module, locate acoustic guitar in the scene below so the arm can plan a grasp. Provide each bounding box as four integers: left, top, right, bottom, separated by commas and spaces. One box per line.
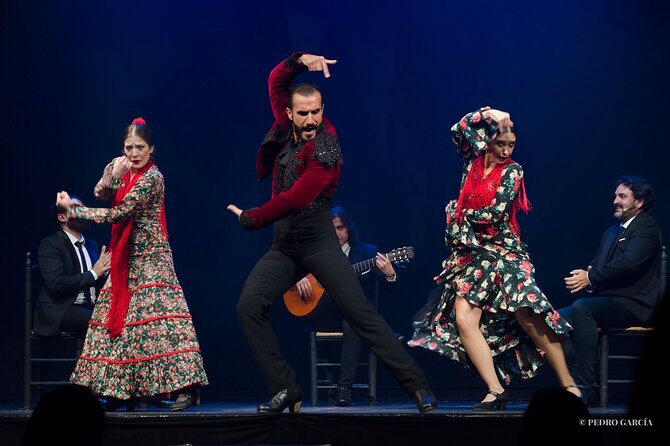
283, 246, 415, 317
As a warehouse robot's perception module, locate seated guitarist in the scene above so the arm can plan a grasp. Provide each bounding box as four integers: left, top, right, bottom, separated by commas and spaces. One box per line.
292, 206, 397, 406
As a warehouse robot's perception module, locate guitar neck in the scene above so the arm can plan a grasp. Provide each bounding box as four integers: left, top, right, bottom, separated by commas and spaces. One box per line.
352, 258, 378, 275
350, 247, 414, 276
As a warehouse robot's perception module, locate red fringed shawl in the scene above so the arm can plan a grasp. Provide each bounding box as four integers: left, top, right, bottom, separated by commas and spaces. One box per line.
456, 156, 531, 236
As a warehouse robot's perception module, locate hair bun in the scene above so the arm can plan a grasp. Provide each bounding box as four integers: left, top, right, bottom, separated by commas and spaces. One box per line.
131, 117, 147, 126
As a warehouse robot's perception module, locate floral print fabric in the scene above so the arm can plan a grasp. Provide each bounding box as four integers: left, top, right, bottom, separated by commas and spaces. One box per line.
69, 161, 208, 398
409, 108, 571, 383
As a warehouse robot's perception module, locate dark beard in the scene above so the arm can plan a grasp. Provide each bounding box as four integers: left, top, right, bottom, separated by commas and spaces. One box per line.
68, 220, 90, 233
293, 122, 318, 140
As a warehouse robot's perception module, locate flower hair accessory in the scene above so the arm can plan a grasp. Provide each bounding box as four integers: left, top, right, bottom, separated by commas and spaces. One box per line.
131, 117, 146, 126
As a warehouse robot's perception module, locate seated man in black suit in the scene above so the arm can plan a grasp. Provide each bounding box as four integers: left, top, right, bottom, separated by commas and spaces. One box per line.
33, 195, 111, 338
559, 176, 662, 404
293, 206, 398, 406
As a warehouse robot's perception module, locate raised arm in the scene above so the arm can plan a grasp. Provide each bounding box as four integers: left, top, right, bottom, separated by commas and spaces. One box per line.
94, 157, 131, 200
268, 53, 337, 123
451, 107, 512, 161
268, 54, 304, 123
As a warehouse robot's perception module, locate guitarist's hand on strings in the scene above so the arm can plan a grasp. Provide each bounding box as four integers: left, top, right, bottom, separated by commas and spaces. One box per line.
292, 277, 314, 303
375, 252, 397, 281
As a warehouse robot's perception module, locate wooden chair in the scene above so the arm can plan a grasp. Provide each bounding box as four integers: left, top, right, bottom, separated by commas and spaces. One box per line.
309, 280, 382, 406
309, 331, 377, 406
597, 245, 666, 408
23, 252, 83, 409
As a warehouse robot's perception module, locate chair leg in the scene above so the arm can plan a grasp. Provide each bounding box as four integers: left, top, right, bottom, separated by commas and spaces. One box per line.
599, 332, 609, 408
310, 332, 317, 406
24, 251, 33, 410
23, 335, 31, 410
368, 351, 377, 406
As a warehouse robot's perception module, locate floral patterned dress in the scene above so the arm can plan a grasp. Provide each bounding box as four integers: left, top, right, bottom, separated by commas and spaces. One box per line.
69, 161, 208, 399
408, 107, 571, 383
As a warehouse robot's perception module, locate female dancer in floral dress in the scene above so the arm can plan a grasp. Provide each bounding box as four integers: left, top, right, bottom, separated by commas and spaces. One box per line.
409, 107, 581, 409
57, 118, 207, 411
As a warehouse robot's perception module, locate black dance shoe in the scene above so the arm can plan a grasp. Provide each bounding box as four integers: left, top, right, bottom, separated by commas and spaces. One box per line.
413, 389, 438, 413
149, 396, 175, 409
100, 396, 135, 412
170, 387, 201, 412
564, 385, 591, 406
336, 385, 353, 407
473, 390, 508, 411
257, 387, 302, 413
136, 394, 175, 410
170, 393, 195, 412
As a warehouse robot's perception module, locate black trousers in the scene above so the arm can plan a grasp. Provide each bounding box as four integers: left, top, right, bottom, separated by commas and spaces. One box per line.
558, 297, 643, 391
236, 210, 428, 395
60, 303, 93, 338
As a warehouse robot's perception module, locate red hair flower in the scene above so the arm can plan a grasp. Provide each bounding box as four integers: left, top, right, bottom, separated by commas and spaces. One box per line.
131, 117, 146, 126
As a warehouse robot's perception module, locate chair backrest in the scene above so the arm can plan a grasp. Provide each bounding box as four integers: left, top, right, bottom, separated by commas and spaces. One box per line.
660, 245, 667, 300
24, 251, 33, 409
25, 251, 43, 333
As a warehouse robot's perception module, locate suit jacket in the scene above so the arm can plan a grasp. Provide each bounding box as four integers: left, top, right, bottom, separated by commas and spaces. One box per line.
589, 212, 662, 324
33, 230, 105, 335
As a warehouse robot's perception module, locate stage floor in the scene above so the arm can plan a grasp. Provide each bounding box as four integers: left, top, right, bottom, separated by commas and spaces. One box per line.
2, 398, 657, 446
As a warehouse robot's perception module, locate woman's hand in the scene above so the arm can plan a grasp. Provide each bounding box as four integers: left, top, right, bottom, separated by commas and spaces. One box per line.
483, 109, 514, 133
56, 191, 73, 210
111, 156, 132, 178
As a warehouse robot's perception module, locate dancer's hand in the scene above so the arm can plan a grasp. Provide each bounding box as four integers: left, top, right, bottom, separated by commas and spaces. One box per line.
483, 109, 514, 134
298, 54, 338, 78
227, 204, 242, 219
111, 156, 132, 178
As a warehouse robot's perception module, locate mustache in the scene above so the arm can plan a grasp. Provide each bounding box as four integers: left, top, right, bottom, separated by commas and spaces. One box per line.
301, 124, 317, 132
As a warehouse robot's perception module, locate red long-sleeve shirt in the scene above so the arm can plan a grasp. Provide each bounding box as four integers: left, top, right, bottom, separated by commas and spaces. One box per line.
240, 54, 342, 230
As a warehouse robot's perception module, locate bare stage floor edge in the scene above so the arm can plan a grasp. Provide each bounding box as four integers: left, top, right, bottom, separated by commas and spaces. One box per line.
0, 399, 659, 446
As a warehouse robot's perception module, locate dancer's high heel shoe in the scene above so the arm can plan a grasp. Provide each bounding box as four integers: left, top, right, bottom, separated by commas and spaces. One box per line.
473, 390, 508, 411
257, 387, 302, 413
170, 387, 201, 412
564, 385, 586, 404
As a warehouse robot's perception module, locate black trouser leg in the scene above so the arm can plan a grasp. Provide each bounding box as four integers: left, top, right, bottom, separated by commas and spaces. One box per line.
559, 297, 641, 390
339, 320, 362, 388
60, 304, 93, 339
236, 250, 299, 394
306, 246, 428, 395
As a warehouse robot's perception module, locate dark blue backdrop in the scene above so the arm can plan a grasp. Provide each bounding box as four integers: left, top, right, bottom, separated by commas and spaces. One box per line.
2, 0, 669, 403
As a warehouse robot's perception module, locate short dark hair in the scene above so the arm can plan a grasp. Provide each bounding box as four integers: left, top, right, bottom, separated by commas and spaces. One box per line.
288, 82, 322, 109
51, 194, 82, 225
616, 175, 655, 212
330, 206, 358, 245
